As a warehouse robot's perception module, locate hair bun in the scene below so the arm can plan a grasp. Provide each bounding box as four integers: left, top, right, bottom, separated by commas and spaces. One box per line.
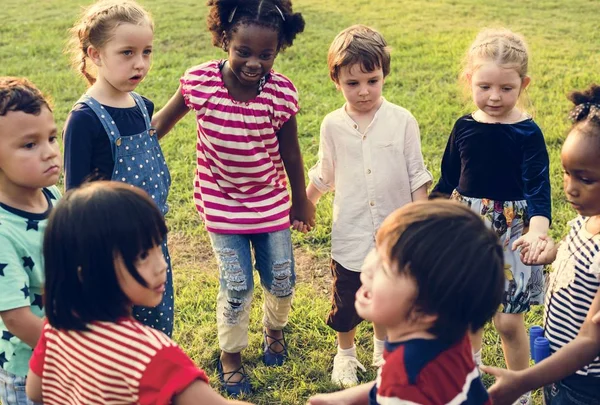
568, 84, 600, 122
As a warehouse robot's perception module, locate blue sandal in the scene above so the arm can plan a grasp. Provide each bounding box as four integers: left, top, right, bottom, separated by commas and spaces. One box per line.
263, 329, 288, 366
217, 359, 251, 397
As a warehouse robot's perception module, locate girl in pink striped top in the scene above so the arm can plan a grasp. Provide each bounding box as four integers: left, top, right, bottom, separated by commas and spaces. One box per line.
152, 0, 314, 396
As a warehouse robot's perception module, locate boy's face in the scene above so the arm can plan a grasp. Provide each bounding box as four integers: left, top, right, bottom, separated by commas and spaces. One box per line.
356, 248, 421, 339
0, 107, 61, 191
336, 64, 384, 115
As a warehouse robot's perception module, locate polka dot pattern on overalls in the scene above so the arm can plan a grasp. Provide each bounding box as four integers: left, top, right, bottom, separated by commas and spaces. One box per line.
76, 93, 174, 336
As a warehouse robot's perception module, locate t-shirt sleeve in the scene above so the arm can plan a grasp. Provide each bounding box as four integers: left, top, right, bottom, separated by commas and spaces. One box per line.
0, 236, 31, 312
63, 107, 103, 190
138, 344, 209, 405
431, 121, 461, 197
521, 125, 552, 222
29, 322, 48, 376
308, 116, 336, 193
180, 63, 217, 112
270, 73, 299, 132
403, 116, 433, 194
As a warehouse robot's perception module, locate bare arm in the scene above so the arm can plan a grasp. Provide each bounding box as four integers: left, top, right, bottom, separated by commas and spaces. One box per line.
278, 116, 315, 231
174, 380, 253, 405
411, 184, 428, 202
0, 307, 43, 348
307, 382, 373, 405
151, 85, 189, 140
26, 370, 43, 402
306, 182, 324, 205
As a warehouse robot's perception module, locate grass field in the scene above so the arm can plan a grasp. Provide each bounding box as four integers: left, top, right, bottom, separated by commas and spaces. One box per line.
2, 0, 599, 403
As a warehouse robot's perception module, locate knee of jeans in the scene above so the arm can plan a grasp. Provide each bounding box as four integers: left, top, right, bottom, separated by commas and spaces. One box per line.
215, 248, 248, 292
222, 296, 249, 326
267, 259, 294, 297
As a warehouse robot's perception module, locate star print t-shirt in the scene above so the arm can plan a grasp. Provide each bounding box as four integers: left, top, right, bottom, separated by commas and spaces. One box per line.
0, 186, 61, 377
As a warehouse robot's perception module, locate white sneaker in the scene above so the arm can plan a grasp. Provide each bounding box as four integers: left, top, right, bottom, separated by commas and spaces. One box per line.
513, 392, 531, 405
331, 353, 366, 386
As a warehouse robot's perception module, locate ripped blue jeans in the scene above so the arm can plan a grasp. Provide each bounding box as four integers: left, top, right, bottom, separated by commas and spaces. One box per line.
209, 229, 295, 353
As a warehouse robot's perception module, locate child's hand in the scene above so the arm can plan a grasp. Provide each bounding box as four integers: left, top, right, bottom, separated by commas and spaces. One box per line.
513, 233, 555, 265
480, 366, 525, 405
306, 393, 346, 405
290, 198, 316, 234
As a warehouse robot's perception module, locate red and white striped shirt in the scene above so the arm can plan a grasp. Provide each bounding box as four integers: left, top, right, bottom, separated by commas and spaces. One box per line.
180, 60, 299, 234
30, 319, 208, 405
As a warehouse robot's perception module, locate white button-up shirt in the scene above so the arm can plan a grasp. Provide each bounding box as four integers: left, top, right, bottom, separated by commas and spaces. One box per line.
309, 99, 432, 271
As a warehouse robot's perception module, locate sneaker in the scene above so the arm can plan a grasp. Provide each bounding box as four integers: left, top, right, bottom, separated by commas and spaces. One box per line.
331, 353, 366, 386
513, 393, 531, 405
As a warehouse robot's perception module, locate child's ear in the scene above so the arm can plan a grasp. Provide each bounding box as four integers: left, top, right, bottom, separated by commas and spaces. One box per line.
87, 46, 102, 67
521, 76, 531, 90
221, 31, 229, 51
466, 73, 473, 84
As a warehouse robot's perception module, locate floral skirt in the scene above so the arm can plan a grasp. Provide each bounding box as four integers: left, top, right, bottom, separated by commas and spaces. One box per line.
452, 190, 544, 313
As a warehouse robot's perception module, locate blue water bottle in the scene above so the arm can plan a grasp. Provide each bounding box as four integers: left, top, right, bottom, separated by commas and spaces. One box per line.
529, 325, 544, 362
534, 337, 550, 363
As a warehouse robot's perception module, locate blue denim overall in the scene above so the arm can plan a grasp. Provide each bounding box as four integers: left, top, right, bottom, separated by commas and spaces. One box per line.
77, 92, 174, 336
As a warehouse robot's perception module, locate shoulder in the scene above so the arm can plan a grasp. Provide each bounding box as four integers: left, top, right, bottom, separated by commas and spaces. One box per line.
381, 100, 417, 121
517, 118, 544, 137
138, 95, 154, 113
182, 60, 221, 83
63, 103, 103, 138
43, 186, 62, 202
268, 70, 298, 93
322, 107, 346, 126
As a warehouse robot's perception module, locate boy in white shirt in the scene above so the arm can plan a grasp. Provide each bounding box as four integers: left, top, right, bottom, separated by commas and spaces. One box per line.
306, 25, 432, 386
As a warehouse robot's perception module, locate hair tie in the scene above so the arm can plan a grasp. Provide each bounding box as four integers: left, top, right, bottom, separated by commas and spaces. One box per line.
569, 102, 600, 122
274, 5, 285, 21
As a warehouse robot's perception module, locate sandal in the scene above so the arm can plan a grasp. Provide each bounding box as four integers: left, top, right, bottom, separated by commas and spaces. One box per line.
263, 329, 288, 366
217, 359, 251, 397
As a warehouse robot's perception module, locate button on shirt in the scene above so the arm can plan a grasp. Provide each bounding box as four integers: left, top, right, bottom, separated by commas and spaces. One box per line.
309, 99, 432, 271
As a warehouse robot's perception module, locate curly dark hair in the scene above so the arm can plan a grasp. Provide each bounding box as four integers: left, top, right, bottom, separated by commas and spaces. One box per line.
0, 77, 51, 116
207, 0, 305, 52
567, 84, 600, 140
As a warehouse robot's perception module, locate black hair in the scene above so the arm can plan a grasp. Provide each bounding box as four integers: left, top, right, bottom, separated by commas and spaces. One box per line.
0, 77, 51, 116
44, 181, 167, 330
377, 200, 504, 344
207, 0, 305, 51
568, 84, 600, 140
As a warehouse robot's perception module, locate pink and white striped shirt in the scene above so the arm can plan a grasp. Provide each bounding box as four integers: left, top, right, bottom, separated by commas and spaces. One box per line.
180, 60, 299, 234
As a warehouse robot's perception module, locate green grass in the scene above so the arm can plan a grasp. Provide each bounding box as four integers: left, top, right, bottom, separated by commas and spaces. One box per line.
2, 0, 598, 403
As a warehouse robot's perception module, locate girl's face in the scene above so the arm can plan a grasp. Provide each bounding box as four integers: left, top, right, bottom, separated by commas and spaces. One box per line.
91, 22, 153, 95
115, 244, 167, 308
561, 130, 600, 217
355, 248, 424, 341
469, 60, 530, 122
226, 23, 279, 88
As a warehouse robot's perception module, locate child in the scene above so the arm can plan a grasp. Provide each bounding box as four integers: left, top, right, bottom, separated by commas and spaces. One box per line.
63, 0, 174, 337
151, 0, 314, 396
24, 182, 252, 405
307, 200, 504, 404
483, 84, 600, 404
306, 25, 432, 386
0, 77, 61, 405
431, 28, 551, 405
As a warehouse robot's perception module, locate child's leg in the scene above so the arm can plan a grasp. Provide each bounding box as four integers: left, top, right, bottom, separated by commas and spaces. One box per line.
252, 229, 295, 359
326, 260, 365, 385
372, 323, 386, 367
494, 312, 529, 370
209, 232, 254, 380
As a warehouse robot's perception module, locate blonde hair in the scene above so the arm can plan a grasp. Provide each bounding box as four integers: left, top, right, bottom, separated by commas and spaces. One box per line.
327, 24, 391, 84
460, 28, 531, 110
67, 0, 153, 85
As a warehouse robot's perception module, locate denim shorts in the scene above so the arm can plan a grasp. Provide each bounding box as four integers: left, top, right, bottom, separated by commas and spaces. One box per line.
0, 368, 41, 405
544, 380, 600, 405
